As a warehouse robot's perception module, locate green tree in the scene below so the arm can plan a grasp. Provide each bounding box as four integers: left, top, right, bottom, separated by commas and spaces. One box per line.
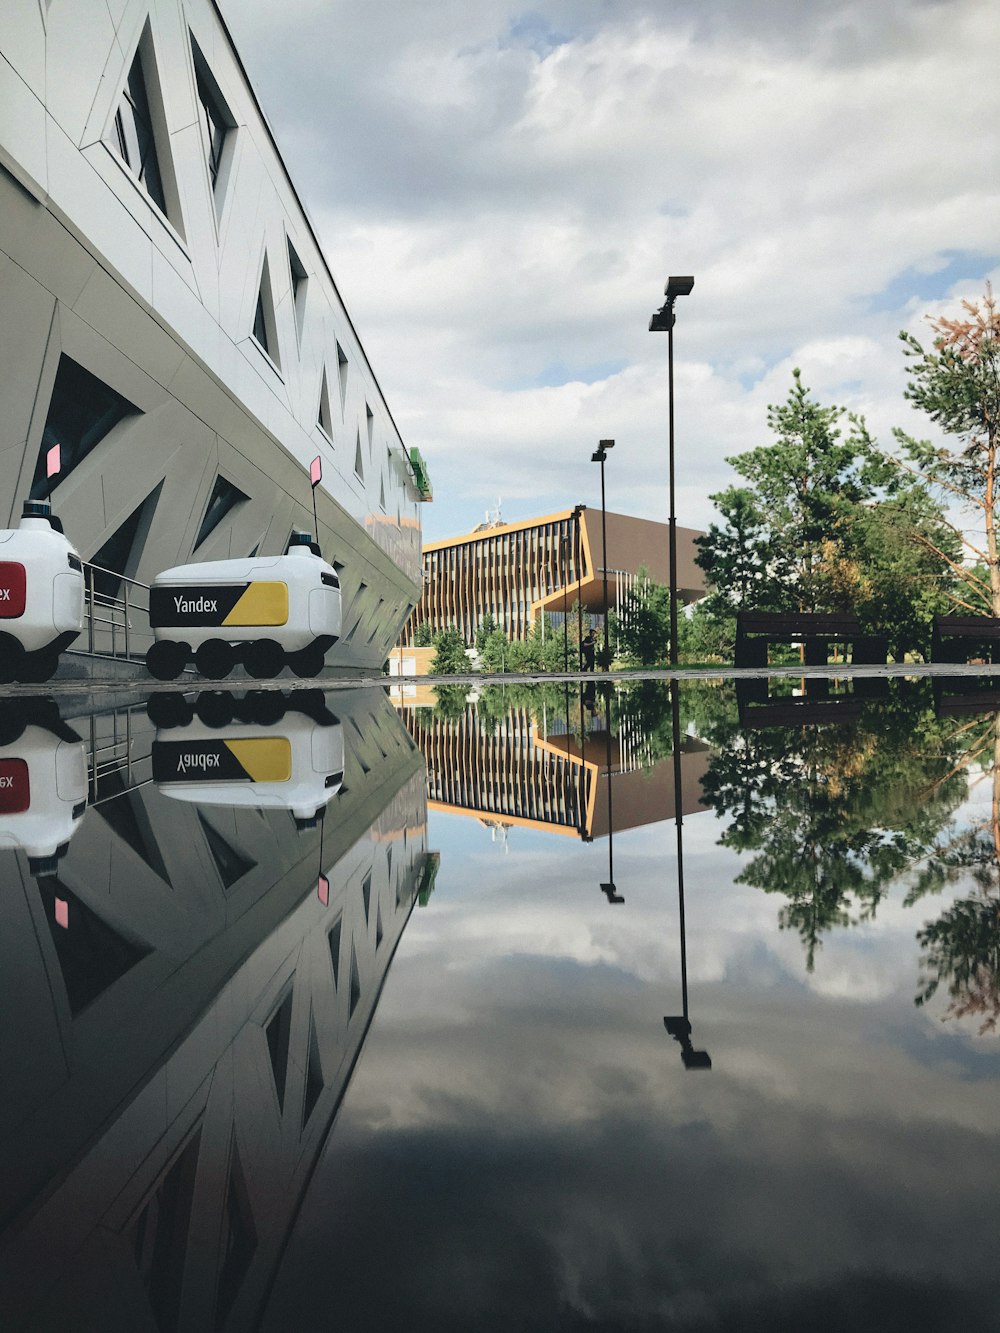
695, 486, 777, 613
893, 283, 1000, 615
430, 624, 468, 675
608, 567, 671, 666
413, 620, 434, 647
475, 613, 499, 652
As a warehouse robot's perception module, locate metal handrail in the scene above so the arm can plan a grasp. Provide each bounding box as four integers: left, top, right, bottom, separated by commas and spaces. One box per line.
82, 562, 152, 661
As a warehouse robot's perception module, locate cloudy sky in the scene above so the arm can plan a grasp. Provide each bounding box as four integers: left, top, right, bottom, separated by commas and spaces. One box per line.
220, 0, 1000, 543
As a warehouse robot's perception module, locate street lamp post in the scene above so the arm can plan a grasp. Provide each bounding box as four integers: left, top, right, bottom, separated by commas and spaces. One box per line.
600, 682, 623, 904
573, 503, 585, 671
590, 439, 614, 670
663, 679, 711, 1070
649, 276, 694, 667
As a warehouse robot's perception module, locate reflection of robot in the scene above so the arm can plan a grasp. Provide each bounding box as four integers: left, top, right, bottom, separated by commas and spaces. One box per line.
149, 691, 344, 827
0, 700, 87, 876
0, 501, 85, 682
145, 534, 341, 680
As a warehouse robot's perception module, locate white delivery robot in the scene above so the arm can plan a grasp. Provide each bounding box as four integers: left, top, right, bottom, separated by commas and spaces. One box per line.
0, 501, 85, 682
0, 702, 87, 877
146, 534, 341, 680
149, 690, 344, 828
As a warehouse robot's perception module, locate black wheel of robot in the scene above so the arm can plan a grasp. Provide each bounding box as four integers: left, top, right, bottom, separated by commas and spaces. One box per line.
0, 633, 25, 684
197, 691, 234, 728
146, 692, 194, 729
288, 645, 325, 678
195, 638, 235, 680
0, 707, 25, 747
244, 638, 284, 679
245, 690, 285, 726
146, 639, 189, 681
20, 650, 59, 683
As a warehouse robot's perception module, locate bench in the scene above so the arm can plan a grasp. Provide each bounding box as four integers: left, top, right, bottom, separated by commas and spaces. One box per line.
931, 615, 1000, 664
735, 612, 888, 668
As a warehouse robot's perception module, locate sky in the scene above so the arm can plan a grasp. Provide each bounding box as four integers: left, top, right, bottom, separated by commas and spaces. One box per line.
220, 0, 1000, 544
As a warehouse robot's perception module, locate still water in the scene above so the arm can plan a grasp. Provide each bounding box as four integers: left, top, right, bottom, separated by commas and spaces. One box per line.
1, 676, 998, 1331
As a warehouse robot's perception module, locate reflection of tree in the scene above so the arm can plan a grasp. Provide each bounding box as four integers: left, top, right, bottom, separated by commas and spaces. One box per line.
698, 681, 970, 970
913, 710, 1000, 1033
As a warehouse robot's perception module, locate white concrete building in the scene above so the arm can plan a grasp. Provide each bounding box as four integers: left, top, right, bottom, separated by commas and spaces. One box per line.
0, 0, 426, 669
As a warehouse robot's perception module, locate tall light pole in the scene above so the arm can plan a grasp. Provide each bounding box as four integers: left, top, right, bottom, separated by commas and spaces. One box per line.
590, 439, 614, 670
649, 276, 694, 666
573, 503, 585, 671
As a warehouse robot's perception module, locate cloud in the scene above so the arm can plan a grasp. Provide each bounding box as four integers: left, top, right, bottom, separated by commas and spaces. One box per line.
220, 0, 1000, 541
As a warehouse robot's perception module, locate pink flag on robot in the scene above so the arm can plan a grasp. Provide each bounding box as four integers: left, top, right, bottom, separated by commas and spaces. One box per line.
46, 444, 61, 478
310, 455, 322, 487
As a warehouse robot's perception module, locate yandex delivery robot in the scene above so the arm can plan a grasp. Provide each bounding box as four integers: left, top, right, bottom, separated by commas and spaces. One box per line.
146, 533, 341, 680
0, 500, 86, 682
0, 702, 87, 877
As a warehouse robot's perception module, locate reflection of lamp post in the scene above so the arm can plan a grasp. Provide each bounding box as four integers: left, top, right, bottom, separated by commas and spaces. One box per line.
599, 682, 623, 903
649, 276, 694, 667
590, 440, 614, 670
663, 679, 712, 1070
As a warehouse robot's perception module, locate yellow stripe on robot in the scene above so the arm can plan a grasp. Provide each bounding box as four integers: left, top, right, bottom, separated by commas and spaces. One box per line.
224, 737, 292, 781
221, 581, 289, 626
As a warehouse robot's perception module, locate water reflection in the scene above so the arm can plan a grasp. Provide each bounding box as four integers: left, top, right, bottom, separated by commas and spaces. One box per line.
0, 686, 431, 1331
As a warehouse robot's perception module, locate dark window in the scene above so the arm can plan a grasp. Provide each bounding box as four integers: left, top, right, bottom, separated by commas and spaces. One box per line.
348, 944, 361, 1017
328, 915, 342, 987
337, 342, 348, 411
89, 484, 161, 599
361, 872, 371, 923
354, 431, 364, 480
215, 1142, 256, 1329
317, 367, 333, 438
251, 255, 279, 367
301, 1014, 323, 1128
31, 355, 138, 500
287, 240, 307, 340
197, 811, 255, 888
130, 1129, 202, 1333
190, 42, 232, 194
38, 878, 151, 1017
265, 989, 294, 1113
114, 42, 168, 213
195, 475, 248, 550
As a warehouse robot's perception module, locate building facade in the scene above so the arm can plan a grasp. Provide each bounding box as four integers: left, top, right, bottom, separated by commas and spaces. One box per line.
402, 507, 704, 645
0, 0, 427, 670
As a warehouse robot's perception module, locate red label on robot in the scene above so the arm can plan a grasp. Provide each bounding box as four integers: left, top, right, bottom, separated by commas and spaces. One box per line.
0, 759, 30, 814
0, 562, 26, 618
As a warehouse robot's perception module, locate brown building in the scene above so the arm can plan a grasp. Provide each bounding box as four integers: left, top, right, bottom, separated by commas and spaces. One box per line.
401, 698, 710, 843
402, 507, 705, 645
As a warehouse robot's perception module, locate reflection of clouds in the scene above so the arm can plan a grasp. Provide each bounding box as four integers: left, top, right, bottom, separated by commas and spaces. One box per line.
266, 941, 1000, 1332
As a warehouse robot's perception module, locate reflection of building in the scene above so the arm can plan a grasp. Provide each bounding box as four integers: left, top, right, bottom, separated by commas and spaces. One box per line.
403, 699, 710, 842
0, 687, 431, 1331
402, 508, 704, 645
0, 0, 424, 670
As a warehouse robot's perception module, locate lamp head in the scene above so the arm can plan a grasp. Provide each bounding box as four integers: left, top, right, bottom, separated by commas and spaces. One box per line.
665, 275, 695, 298
648, 305, 675, 332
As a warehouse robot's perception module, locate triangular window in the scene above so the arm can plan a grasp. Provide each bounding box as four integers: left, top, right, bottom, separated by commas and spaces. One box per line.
38, 878, 150, 1017
336, 342, 348, 413
348, 943, 361, 1017
31, 355, 138, 500
191, 37, 234, 209
129, 1127, 202, 1332
361, 872, 371, 924
197, 811, 255, 888
195, 475, 248, 550
216, 1141, 257, 1328
375, 903, 383, 950
111, 25, 177, 225
265, 988, 294, 1112
317, 367, 333, 439
328, 916, 342, 988
93, 767, 171, 883
354, 432, 364, 481
379, 476, 386, 511
89, 483, 162, 598
287, 239, 308, 344
365, 403, 374, 452
301, 1012, 324, 1128
252, 253, 280, 368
